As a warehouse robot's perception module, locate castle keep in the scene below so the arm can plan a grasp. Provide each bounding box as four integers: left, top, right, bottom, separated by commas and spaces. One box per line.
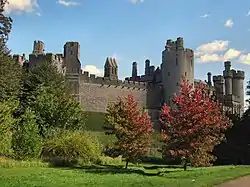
13, 37, 245, 129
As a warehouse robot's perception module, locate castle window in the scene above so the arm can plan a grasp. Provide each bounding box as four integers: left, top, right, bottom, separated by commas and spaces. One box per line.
185, 72, 187, 77
168, 72, 170, 76
176, 58, 178, 66
176, 82, 179, 86
191, 60, 193, 66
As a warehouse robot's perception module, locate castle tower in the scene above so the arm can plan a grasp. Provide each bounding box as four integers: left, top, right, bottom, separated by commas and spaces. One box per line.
232, 70, 245, 114
223, 61, 233, 95
213, 75, 225, 100
104, 57, 118, 80
63, 42, 81, 102
145, 59, 150, 76
161, 37, 194, 105
32, 40, 44, 55
207, 72, 212, 86
63, 42, 81, 74
132, 61, 138, 78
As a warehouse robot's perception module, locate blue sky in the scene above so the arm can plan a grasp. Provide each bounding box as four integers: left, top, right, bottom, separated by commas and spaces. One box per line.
5, 0, 250, 86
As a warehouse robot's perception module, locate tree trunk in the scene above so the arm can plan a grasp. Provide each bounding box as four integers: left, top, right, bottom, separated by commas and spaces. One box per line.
125, 160, 129, 169
183, 158, 187, 171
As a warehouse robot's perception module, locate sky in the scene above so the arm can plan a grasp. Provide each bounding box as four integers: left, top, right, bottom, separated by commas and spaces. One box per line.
5, 0, 250, 88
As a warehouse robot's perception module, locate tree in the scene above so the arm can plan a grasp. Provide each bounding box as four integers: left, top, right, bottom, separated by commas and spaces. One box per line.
0, 0, 12, 53
160, 77, 231, 170
0, 100, 18, 156
19, 62, 85, 138
12, 108, 42, 160
0, 0, 22, 102
104, 94, 153, 169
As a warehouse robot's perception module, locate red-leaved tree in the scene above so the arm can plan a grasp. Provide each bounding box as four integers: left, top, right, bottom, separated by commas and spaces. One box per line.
160, 77, 231, 170
104, 94, 153, 169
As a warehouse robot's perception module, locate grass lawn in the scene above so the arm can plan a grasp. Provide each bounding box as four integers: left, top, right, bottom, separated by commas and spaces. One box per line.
0, 159, 250, 187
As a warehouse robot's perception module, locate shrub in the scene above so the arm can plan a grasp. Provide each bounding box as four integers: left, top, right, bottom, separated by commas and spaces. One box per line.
41, 130, 102, 166
0, 100, 18, 156
12, 108, 42, 160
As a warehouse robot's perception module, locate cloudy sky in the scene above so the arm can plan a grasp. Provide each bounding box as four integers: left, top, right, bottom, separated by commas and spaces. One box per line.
5, 0, 250, 85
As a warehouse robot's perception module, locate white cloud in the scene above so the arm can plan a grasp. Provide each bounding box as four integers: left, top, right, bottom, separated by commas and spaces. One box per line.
129, 0, 144, 4
57, 0, 79, 6
224, 19, 233, 28
4, 0, 39, 14
200, 14, 210, 18
195, 40, 229, 57
223, 48, 241, 60
246, 9, 250, 16
82, 65, 103, 77
238, 53, 250, 65
195, 40, 242, 63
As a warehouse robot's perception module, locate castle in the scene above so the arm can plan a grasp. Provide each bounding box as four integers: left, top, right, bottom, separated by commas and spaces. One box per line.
13, 37, 245, 129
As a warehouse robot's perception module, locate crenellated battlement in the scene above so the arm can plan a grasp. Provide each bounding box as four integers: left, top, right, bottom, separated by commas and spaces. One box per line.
213, 75, 224, 83
81, 71, 148, 90
232, 70, 245, 79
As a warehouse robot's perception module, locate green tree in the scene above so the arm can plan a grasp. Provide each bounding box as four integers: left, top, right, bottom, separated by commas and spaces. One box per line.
104, 94, 153, 169
0, 100, 18, 156
20, 62, 85, 137
0, 0, 22, 102
12, 108, 42, 160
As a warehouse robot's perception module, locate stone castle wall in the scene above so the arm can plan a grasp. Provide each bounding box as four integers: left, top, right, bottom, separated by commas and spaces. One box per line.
79, 73, 163, 113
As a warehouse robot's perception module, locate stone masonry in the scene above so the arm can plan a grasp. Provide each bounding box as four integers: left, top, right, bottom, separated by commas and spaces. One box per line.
13, 38, 245, 130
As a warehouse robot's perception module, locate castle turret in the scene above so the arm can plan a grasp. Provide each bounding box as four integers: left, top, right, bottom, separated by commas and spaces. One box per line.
145, 59, 150, 76
207, 72, 212, 86
132, 61, 138, 78
63, 42, 81, 102
63, 42, 81, 74
223, 61, 233, 95
104, 57, 118, 80
232, 70, 245, 114
213, 75, 225, 97
161, 37, 194, 105
32, 40, 44, 55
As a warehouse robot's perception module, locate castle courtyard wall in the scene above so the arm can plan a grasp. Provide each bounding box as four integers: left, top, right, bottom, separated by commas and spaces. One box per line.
79, 83, 148, 113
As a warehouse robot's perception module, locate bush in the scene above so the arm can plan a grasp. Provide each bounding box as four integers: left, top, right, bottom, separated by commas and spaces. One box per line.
12, 108, 42, 160
41, 130, 102, 166
0, 100, 18, 156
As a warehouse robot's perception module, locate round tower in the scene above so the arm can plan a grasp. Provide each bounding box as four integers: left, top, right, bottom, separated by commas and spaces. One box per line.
232, 70, 245, 114
223, 61, 233, 95
132, 61, 138, 77
207, 72, 212, 86
161, 37, 194, 106
145, 59, 150, 76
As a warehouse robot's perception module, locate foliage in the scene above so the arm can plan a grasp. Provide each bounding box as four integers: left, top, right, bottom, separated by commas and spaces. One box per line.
104, 94, 153, 168
19, 62, 86, 138
31, 86, 86, 137
40, 130, 102, 166
0, 0, 12, 52
12, 108, 42, 160
160, 77, 231, 170
0, 156, 48, 168
0, 53, 22, 102
0, 100, 18, 156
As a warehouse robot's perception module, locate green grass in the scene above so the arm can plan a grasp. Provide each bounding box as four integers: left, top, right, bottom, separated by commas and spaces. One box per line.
0, 158, 250, 187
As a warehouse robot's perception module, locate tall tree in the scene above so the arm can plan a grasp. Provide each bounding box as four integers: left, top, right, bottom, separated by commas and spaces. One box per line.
160, 77, 231, 170
0, 0, 22, 102
104, 94, 153, 169
20, 62, 86, 138
0, 0, 12, 53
